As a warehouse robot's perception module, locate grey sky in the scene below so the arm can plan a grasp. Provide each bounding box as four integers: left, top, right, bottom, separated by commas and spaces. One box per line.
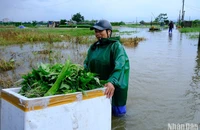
0, 0, 199, 22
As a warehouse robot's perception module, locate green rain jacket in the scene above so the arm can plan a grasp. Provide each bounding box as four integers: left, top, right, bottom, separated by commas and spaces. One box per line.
84, 37, 130, 106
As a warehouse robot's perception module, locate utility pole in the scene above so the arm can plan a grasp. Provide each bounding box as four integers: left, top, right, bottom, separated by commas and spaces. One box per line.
136, 17, 137, 24
182, 0, 185, 22
179, 10, 181, 25
198, 32, 200, 47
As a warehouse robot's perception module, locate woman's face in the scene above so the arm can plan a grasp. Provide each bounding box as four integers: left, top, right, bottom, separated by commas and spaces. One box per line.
94, 29, 111, 40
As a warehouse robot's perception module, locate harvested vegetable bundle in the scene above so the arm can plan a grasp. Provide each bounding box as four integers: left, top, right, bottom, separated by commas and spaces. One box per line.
18, 60, 107, 98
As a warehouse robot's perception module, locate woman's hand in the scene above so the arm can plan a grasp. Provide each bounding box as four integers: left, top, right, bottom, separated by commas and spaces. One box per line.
104, 82, 115, 98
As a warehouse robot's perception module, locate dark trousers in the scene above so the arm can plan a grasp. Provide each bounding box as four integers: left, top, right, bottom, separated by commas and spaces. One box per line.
169, 28, 173, 33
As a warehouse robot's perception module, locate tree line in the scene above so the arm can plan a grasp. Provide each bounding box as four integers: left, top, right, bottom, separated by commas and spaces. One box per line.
1, 12, 199, 27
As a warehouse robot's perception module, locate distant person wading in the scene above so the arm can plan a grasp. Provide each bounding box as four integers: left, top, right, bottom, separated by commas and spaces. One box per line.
168, 21, 174, 33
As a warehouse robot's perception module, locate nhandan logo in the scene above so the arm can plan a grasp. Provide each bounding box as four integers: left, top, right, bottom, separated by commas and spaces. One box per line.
168, 123, 198, 130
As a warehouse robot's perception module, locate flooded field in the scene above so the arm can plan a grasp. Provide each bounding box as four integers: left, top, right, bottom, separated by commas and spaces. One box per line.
0, 27, 200, 130
0, 42, 90, 88
113, 27, 200, 130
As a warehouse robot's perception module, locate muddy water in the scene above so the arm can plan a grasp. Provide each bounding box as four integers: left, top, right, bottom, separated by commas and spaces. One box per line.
0, 42, 90, 89
0, 42, 90, 130
0, 27, 200, 130
112, 27, 200, 130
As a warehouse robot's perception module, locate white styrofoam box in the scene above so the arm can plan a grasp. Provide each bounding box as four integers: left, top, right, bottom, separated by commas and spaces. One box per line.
1, 87, 111, 130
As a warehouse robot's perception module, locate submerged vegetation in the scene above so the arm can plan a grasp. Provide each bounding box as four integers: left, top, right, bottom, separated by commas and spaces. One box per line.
0, 58, 15, 71
121, 37, 145, 47
0, 27, 146, 89
179, 27, 200, 33
188, 34, 200, 39
120, 31, 137, 35
178, 27, 200, 39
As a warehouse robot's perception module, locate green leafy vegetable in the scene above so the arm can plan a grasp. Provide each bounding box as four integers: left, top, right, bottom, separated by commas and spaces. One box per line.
18, 60, 107, 98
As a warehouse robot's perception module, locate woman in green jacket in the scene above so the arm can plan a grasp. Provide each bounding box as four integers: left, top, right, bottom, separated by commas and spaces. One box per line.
84, 19, 130, 117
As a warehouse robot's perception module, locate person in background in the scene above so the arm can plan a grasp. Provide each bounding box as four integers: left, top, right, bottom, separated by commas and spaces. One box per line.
84, 19, 130, 117
168, 21, 174, 33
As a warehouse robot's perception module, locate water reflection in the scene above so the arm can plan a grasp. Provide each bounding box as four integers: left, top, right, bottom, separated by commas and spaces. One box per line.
180, 32, 183, 41
112, 116, 127, 130
193, 47, 200, 81
1, 28, 200, 129
0, 42, 89, 89
190, 46, 200, 92
168, 33, 172, 42
186, 45, 200, 125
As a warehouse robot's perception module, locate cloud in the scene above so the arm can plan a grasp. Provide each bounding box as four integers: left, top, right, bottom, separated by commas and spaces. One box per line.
0, 0, 199, 22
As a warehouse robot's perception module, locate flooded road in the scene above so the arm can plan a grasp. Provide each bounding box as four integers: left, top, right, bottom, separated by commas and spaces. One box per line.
112, 27, 200, 130
0, 27, 200, 130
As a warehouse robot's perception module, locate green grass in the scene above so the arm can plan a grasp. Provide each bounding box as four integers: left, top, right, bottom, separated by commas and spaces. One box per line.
120, 31, 137, 35
122, 24, 168, 29
0, 27, 119, 45
123, 24, 151, 28
187, 33, 200, 39
178, 27, 200, 39
0, 58, 15, 71
36, 28, 94, 36
179, 27, 200, 33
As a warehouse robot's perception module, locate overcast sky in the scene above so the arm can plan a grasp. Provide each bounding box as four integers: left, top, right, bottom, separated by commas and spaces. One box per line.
0, 0, 199, 22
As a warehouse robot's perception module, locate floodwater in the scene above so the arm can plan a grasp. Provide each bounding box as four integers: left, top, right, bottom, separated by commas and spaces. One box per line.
112, 27, 200, 130
0, 41, 90, 88
0, 27, 200, 130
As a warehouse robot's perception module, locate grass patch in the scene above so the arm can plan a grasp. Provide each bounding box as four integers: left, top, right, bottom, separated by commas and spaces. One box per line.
0, 28, 62, 45
0, 77, 13, 88
0, 58, 15, 71
36, 28, 94, 36
0, 28, 119, 45
120, 31, 137, 35
123, 24, 150, 28
121, 37, 146, 47
179, 27, 200, 39
123, 24, 167, 29
179, 27, 200, 33
187, 34, 200, 39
